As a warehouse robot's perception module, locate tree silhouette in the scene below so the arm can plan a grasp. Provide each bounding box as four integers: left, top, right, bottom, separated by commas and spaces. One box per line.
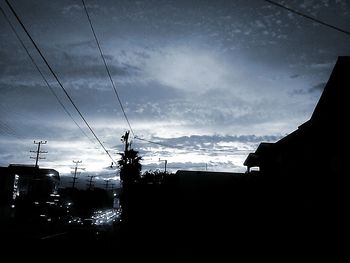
118, 131, 142, 184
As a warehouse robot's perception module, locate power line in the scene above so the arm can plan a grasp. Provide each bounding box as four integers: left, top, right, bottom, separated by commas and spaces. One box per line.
81, 0, 350, 158
80, 0, 256, 157
81, 0, 243, 157
0, 5, 95, 145
0, 120, 21, 138
81, 0, 135, 137
263, 0, 350, 36
134, 136, 184, 150
5, 0, 116, 164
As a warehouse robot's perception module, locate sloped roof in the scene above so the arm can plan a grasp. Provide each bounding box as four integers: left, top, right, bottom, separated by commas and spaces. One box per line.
243, 56, 350, 168
311, 56, 350, 127
243, 153, 259, 167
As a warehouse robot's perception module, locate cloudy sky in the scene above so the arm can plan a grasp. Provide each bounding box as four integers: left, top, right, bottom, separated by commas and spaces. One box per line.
1, 0, 350, 185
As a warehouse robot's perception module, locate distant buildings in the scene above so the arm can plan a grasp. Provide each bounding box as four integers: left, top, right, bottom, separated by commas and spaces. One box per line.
244, 56, 349, 178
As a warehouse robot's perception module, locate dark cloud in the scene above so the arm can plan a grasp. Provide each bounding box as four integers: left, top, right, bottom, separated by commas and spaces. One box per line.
291, 82, 326, 95
291, 88, 307, 95
39, 49, 141, 83
152, 134, 281, 147
143, 161, 209, 171
310, 82, 326, 92
119, 81, 182, 103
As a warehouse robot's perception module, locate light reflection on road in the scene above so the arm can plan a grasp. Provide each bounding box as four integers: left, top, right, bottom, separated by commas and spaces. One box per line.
66, 208, 121, 231
91, 209, 121, 226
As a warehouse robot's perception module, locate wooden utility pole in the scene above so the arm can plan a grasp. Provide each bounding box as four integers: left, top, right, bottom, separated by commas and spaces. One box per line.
104, 179, 110, 190
159, 158, 167, 173
30, 140, 47, 167
121, 131, 130, 152
86, 175, 95, 190
71, 160, 82, 189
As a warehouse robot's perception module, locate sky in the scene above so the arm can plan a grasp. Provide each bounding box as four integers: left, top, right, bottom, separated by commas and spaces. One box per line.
1, 0, 350, 187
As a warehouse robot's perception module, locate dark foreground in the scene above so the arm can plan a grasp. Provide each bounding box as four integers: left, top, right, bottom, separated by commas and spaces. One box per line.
1, 172, 348, 262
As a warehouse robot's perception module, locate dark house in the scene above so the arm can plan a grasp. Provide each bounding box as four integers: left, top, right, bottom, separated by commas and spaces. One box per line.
244, 56, 349, 179
241, 57, 350, 254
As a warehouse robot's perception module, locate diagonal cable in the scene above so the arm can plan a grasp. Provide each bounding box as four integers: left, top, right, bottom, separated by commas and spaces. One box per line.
5, 0, 116, 163
0, 5, 95, 145
81, 0, 135, 137
263, 0, 350, 36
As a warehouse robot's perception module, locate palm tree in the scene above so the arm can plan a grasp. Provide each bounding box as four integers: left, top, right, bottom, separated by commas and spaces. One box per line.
118, 148, 142, 184
118, 131, 142, 184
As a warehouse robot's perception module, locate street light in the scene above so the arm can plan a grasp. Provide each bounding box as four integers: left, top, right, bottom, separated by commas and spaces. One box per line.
159, 158, 167, 173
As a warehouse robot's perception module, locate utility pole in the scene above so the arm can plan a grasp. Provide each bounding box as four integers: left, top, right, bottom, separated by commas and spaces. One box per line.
71, 160, 82, 189
30, 140, 47, 167
121, 130, 130, 152
104, 179, 110, 190
86, 175, 95, 190
159, 158, 168, 173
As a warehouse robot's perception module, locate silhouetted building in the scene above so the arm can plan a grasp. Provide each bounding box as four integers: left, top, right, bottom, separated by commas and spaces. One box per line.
0, 164, 60, 220
244, 56, 349, 178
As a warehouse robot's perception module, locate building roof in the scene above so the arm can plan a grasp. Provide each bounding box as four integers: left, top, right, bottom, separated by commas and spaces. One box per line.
4, 164, 60, 181
243, 153, 260, 167
244, 56, 350, 168
311, 56, 350, 128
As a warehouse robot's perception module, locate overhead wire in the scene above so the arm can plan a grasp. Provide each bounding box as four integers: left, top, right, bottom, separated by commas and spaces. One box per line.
135, 1, 350, 154
134, 136, 184, 150
79, 0, 275, 156
5, 0, 116, 164
263, 0, 350, 36
81, 0, 201, 156
4, 0, 326, 162
81, 0, 135, 137
0, 120, 20, 138
0, 5, 95, 146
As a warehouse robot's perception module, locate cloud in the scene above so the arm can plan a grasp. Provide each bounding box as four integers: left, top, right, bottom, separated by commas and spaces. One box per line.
132, 133, 282, 172
0, 131, 280, 175
149, 134, 281, 149
1, 0, 349, 180
310, 62, 334, 69
61, 4, 83, 15
291, 81, 326, 95
310, 82, 326, 92
43, 49, 142, 85
144, 46, 232, 93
